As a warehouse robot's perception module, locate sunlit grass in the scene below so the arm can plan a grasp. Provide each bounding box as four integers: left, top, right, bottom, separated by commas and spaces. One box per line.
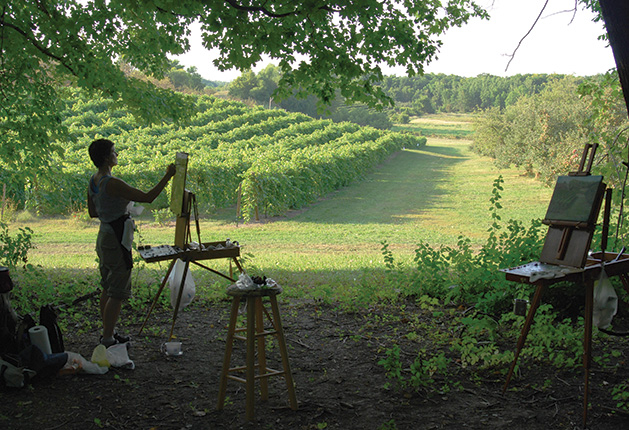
392, 113, 476, 138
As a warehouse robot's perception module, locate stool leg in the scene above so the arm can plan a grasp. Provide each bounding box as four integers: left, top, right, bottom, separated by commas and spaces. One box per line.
217, 296, 240, 411
255, 297, 269, 401
246, 296, 256, 421
269, 295, 298, 410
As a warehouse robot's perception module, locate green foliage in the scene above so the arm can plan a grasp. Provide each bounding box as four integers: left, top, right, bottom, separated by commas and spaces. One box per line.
384, 176, 544, 312
0, 221, 34, 269
378, 344, 451, 392
611, 379, 629, 412
378, 175, 602, 379
471, 77, 592, 184
152, 208, 172, 226
578, 70, 629, 191
230, 65, 393, 129
1, 0, 487, 186
382, 73, 567, 116
379, 420, 398, 430
330, 105, 392, 130
451, 303, 583, 372
167, 61, 206, 91
3, 90, 422, 218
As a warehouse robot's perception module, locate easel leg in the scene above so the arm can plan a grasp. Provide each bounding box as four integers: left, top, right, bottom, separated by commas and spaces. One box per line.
583, 278, 594, 428
169, 259, 190, 341
138, 259, 176, 335
503, 282, 546, 393
232, 257, 245, 274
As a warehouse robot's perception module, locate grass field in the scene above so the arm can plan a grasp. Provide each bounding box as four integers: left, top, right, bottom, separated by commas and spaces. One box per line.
391, 113, 475, 138
7, 116, 554, 304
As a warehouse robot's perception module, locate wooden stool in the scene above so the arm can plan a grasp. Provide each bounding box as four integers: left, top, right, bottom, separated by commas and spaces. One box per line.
217, 285, 297, 421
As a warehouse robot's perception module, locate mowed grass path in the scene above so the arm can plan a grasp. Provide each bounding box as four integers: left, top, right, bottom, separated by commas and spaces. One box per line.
16, 134, 553, 299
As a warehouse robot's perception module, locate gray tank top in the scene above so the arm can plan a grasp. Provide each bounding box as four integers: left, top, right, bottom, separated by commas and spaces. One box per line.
89, 175, 131, 226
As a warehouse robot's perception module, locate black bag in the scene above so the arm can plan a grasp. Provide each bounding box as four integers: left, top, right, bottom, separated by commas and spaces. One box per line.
39, 305, 64, 353
15, 314, 36, 352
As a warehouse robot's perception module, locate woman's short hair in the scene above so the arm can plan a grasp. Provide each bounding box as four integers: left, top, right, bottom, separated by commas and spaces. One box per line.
88, 139, 114, 168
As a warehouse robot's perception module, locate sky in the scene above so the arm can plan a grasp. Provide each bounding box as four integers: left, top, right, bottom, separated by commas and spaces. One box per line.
174, 0, 617, 82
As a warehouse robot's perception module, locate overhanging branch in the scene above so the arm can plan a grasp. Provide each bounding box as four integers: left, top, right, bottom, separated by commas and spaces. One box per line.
0, 18, 77, 76
223, 0, 338, 18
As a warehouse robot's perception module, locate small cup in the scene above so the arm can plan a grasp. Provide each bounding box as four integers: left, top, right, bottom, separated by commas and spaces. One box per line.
161, 341, 183, 356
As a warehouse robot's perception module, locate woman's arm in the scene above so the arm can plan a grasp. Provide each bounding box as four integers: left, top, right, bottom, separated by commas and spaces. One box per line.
106, 164, 176, 203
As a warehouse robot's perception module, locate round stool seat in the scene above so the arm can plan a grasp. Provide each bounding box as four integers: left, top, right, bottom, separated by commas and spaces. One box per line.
226, 284, 282, 297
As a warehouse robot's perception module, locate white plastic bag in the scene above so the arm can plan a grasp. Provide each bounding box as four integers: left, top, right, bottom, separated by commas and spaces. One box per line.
106, 344, 135, 370
63, 351, 109, 375
168, 259, 195, 310
592, 269, 618, 329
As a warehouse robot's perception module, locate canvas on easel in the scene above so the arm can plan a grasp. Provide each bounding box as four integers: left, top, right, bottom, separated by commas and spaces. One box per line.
170, 152, 190, 248
539, 174, 606, 267
170, 152, 189, 216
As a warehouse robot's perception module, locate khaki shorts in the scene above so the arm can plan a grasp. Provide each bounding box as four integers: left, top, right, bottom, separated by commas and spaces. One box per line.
96, 228, 132, 300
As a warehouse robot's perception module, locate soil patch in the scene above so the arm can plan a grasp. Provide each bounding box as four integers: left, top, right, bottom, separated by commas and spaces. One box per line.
2, 298, 628, 430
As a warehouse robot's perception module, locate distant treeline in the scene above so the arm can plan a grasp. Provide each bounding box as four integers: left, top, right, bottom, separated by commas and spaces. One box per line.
224, 65, 598, 127
381, 73, 586, 116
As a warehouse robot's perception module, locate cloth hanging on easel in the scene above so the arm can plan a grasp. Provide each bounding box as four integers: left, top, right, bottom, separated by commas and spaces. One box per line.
593, 269, 618, 329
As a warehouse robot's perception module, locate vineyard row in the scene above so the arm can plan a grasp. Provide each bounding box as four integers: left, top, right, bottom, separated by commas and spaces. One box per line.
6, 92, 426, 221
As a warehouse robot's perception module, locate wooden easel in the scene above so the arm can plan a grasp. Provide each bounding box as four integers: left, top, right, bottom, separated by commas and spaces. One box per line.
500, 143, 629, 427
138, 189, 244, 340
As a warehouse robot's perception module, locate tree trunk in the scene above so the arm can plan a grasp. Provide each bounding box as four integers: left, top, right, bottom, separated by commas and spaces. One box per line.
598, 0, 629, 117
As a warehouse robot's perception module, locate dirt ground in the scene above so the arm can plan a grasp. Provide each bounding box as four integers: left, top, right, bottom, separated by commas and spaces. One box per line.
2, 296, 629, 430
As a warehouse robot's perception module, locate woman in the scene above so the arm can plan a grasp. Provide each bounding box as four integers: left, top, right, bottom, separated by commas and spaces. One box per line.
88, 138, 175, 347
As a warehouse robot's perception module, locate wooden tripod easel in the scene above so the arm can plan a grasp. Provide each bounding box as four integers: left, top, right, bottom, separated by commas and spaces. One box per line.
500, 143, 627, 427
138, 189, 244, 340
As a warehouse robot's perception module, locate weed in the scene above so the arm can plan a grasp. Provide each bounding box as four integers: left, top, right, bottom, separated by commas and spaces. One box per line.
0, 221, 35, 268
611, 379, 629, 412
152, 208, 172, 226
378, 344, 452, 393
379, 420, 398, 430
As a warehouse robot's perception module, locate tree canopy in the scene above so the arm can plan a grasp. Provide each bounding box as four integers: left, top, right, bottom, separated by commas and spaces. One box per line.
1, 0, 488, 177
